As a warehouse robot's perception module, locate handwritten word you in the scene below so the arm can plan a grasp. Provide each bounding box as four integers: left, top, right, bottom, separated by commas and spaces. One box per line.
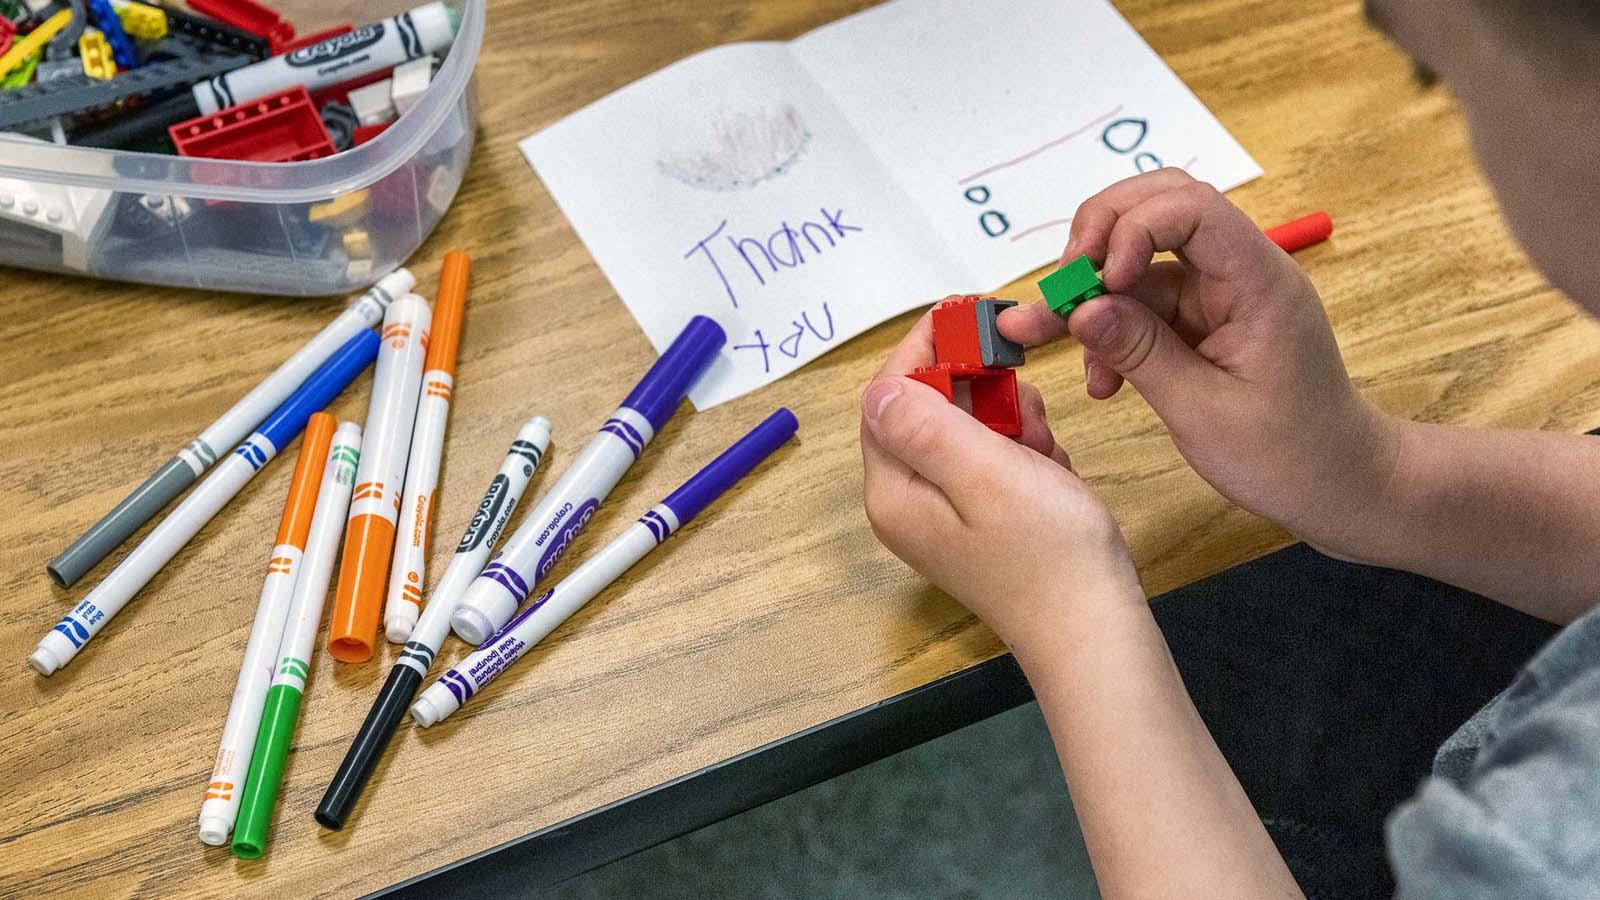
684, 208, 863, 309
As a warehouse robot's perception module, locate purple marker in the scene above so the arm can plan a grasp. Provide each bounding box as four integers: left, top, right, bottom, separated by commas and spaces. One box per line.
448, 316, 726, 644
412, 408, 798, 727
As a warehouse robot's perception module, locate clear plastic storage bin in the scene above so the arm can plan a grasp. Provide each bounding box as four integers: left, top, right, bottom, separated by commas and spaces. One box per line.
0, 0, 482, 296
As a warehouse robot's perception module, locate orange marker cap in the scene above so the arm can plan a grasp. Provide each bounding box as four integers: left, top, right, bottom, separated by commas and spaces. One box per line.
274, 413, 336, 550
424, 251, 470, 376
328, 513, 396, 662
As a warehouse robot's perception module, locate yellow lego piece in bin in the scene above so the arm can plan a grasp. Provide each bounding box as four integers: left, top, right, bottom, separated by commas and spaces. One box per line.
309, 191, 369, 227
117, 1, 169, 41
342, 230, 372, 258
79, 30, 117, 80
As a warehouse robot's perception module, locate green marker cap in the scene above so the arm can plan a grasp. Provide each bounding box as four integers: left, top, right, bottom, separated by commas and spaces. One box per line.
231, 685, 305, 859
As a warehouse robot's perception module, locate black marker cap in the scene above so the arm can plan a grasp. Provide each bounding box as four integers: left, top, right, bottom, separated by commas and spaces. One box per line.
316, 664, 424, 830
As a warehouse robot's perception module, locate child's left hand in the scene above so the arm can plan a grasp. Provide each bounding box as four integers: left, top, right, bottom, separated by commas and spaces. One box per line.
860, 304, 1146, 652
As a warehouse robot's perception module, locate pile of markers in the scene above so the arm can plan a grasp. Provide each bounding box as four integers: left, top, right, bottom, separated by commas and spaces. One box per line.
0, 0, 453, 157
30, 251, 799, 858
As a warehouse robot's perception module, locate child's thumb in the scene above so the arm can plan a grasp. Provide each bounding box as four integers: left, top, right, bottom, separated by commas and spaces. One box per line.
862, 375, 1012, 499
1068, 295, 1215, 410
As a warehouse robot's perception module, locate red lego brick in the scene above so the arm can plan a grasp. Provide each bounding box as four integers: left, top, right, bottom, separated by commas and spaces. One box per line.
186, 0, 295, 53
0, 17, 15, 59
279, 23, 351, 56
908, 364, 1022, 436
168, 86, 337, 163
931, 295, 1025, 369
350, 122, 391, 147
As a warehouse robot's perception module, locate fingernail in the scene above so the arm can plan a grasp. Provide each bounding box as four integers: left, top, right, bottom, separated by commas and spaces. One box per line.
1077, 303, 1120, 348
863, 379, 902, 422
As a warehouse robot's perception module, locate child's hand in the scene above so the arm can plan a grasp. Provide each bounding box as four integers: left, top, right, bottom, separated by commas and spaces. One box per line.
999, 170, 1401, 555
861, 308, 1146, 651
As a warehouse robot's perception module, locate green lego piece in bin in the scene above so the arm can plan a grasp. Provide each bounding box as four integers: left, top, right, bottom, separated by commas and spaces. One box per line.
1039, 255, 1105, 319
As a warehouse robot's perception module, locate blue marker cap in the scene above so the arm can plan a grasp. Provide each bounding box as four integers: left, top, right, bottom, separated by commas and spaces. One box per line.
256, 330, 381, 452
621, 316, 727, 433
661, 408, 798, 525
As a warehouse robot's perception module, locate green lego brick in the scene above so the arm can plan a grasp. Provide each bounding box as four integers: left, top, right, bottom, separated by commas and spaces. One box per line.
1, 51, 39, 90
1039, 255, 1105, 319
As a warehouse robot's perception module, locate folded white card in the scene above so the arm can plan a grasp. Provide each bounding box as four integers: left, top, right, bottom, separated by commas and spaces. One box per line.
522, 0, 1261, 408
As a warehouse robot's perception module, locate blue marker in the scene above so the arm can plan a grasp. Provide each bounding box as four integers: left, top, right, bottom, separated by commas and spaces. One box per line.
412, 408, 798, 727
449, 316, 726, 644
29, 330, 380, 677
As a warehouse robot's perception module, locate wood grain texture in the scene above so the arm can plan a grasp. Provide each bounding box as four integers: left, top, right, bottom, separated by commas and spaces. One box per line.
4, 0, 1600, 896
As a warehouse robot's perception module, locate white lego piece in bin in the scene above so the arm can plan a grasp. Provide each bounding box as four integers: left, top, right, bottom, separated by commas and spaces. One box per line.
0, 136, 114, 271
389, 56, 435, 117
22, 0, 53, 14
348, 79, 396, 127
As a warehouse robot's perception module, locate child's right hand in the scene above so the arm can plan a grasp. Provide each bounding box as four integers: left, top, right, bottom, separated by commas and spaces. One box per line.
1000, 170, 1402, 556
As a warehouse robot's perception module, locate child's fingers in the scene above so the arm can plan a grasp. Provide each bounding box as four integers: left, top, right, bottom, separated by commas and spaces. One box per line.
1065, 168, 1199, 264
1100, 181, 1274, 291
875, 302, 958, 378
1084, 350, 1124, 399
1016, 382, 1057, 458
997, 301, 1070, 348
862, 375, 1019, 508
1067, 293, 1226, 412
861, 417, 961, 533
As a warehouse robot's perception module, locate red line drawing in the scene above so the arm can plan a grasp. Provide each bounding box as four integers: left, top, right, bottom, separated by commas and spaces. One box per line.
1009, 217, 1073, 243
958, 105, 1125, 186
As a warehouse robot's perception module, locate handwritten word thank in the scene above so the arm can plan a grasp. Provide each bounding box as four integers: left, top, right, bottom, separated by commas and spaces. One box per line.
684, 208, 864, 309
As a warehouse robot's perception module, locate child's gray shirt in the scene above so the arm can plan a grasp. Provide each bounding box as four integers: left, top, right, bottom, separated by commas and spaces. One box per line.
1387, 602, 1600, 898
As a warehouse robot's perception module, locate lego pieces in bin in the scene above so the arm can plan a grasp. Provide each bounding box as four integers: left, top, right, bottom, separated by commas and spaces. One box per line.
79, 29, 116, 79
3, 52, 249, 130
116, 1, 167, 41
85, 0, 137, 69
346, 78, 392, 127
156, 3, 268, 60
389, 56, 432, 116
320, 100, 356, 151
185, 0, 292, 54
168, 84, 335, 162
45, 0, 85, 61
0, 135, 115, 269
908, 295, 1027, 436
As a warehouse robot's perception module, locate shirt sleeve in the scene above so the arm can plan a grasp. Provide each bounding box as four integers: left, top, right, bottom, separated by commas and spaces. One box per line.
1386, 611, 1600, 899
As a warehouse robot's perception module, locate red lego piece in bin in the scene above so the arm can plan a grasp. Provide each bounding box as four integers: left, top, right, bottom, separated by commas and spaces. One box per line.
186, 0, 295, 53
908, 364, 1023, 436
350, 123, 391, 147
168, 86, 337, 163
278, 24, 352, 56
0, 17, 15, 58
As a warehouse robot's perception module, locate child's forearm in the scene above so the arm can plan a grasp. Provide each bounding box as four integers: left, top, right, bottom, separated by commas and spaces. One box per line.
1013, 591, 1302, 900
1332, 421, 1600, 623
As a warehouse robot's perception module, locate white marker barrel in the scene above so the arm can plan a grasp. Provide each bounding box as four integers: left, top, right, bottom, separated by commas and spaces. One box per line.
192, 2, 458, 115
46, 271, 412, 588
29, 332, 380, 677
198, 413, 337, 846
384, 252, 471, 643
448, 317, 726, 645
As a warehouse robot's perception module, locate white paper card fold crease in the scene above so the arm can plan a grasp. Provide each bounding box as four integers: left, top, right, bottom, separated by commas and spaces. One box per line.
521, 0, 1261, 408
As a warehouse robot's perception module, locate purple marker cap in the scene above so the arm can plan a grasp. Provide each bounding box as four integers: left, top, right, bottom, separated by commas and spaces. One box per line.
662, 408, 798, 525
621, 316, 727, 433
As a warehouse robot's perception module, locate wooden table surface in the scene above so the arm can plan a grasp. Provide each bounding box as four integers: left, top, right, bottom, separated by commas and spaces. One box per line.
5, 0, 1600, 896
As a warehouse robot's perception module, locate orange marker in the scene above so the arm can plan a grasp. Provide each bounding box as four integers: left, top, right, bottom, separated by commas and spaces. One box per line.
198, 411, 336, 846
328, 293, 432, 662
384, 252, 471, 643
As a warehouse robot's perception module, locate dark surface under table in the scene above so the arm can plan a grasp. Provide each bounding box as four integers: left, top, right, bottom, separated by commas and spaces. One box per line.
379, 543, 1557, 898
